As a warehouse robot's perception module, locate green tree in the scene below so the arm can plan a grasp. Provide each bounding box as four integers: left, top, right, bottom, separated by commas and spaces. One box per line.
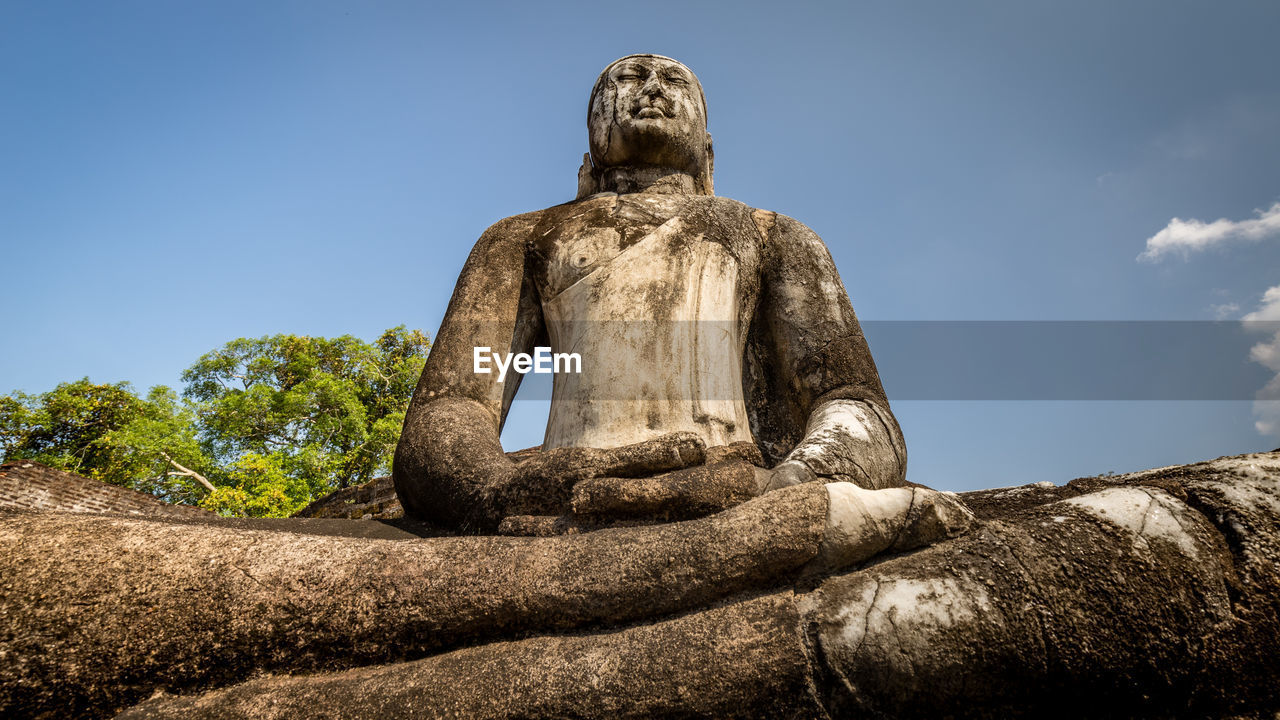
0, 379, 217, 502
1, 378, 146, 481
0, 379, 214, 501
197, 452, 313, 518
181, 326, 429, 512
100, 386, 219, 505
1, 327, 429, 518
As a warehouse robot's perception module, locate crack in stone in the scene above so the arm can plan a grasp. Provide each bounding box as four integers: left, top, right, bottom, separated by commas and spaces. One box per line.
853, 578, 884, 660
1144, 479, 1250, 610
601, 85, 617, 158
989, 530, 1054, 673
1176, 484, 1246, 556
798, 610, 838, 720
230, 535, 268, 591
886, 489, 919, 551
1134, 489, 1156, 540
884, 606, 922, 682
845, 457, 871, 486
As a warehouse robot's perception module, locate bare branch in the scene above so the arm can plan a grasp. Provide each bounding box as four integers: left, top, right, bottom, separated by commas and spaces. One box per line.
159, 451, 216, 493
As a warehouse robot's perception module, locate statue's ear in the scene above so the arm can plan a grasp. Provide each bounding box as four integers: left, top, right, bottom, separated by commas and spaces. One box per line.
576, 152, 599, 200
698, 133, 715, 196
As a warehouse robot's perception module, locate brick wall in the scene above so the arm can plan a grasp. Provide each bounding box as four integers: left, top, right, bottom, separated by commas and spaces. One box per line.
0, 461, 212, 519
292, 476, 403, 519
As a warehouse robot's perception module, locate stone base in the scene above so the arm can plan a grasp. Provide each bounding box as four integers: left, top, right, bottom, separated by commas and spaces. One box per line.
3, 452, 1278, 719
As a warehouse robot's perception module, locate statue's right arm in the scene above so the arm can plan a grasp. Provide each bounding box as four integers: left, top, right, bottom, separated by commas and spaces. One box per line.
393, 214, 540, 531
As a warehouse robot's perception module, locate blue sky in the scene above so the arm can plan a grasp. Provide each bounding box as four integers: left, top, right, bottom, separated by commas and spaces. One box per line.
3, 1, 1279, 491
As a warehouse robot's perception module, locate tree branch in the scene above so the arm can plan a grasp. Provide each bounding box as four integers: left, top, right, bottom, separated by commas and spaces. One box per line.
159, 451, 216, 493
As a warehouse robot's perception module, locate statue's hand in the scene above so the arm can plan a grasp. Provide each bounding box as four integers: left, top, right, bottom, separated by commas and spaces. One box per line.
493, 432, 707, 518
754, 459, 819, 494
803, 483, 976, 575
567, 442, 773, 523
569, 459, 759, 522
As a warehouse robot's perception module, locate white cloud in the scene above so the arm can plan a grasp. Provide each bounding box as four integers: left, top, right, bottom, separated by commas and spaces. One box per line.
1252, 341, 1280, 372
1138, 202, 1280, 262
1210, 302, 1240, 320
1255, 394, 1280, 441
1243, 286, 1280, 323
1244, 285, 1280, 441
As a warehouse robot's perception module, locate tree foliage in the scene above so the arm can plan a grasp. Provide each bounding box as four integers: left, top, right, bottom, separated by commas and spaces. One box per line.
0, 327, 429, 517
1, 379, 149, 482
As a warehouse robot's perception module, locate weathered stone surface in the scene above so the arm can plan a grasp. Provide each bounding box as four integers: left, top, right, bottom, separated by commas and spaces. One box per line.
119, 593, 821, 720
0, 482, 827, 719
52, 452, 1279, 719
803, 452, 1280, 718
571, 458, 761, 521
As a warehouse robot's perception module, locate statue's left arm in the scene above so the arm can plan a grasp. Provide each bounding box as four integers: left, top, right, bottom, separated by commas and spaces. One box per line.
754, 211, 907, 491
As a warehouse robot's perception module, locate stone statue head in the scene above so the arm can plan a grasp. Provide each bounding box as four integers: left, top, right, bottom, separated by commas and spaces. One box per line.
577, 54, 714, 198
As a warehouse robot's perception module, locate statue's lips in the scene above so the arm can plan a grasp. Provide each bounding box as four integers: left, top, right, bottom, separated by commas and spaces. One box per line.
635, 106, 672, 119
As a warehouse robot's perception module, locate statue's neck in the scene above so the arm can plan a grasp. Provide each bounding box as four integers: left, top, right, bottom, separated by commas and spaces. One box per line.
598, 166, 698, 195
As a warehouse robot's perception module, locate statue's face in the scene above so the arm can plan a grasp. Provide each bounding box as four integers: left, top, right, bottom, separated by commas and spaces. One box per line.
589, 56, 709, 175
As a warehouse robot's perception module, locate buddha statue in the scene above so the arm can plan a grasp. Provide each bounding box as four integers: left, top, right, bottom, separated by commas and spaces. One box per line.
393, 54, 969, 541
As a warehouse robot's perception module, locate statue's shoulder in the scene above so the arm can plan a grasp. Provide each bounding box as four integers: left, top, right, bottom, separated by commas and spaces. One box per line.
476, 197, 611, 248
765, 211, 825, 243
682, 195, 772, 234
455, 210, 551, 277
697, 197, 828, 250
477, 208, 547, 246
688, 194, 758, 216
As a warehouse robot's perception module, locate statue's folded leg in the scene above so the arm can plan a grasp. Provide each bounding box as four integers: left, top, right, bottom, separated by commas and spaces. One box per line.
2, 478, 971, 719
0, 483, 823, 719
804, 463, 1280, 718
119, 459, 1280, 719
118, 591, 822, 720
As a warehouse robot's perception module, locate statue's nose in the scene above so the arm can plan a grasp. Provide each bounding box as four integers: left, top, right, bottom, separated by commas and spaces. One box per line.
641, 76, 665, 98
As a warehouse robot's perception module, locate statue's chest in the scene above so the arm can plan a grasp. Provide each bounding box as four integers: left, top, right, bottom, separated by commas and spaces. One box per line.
531, 195, 760, 303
